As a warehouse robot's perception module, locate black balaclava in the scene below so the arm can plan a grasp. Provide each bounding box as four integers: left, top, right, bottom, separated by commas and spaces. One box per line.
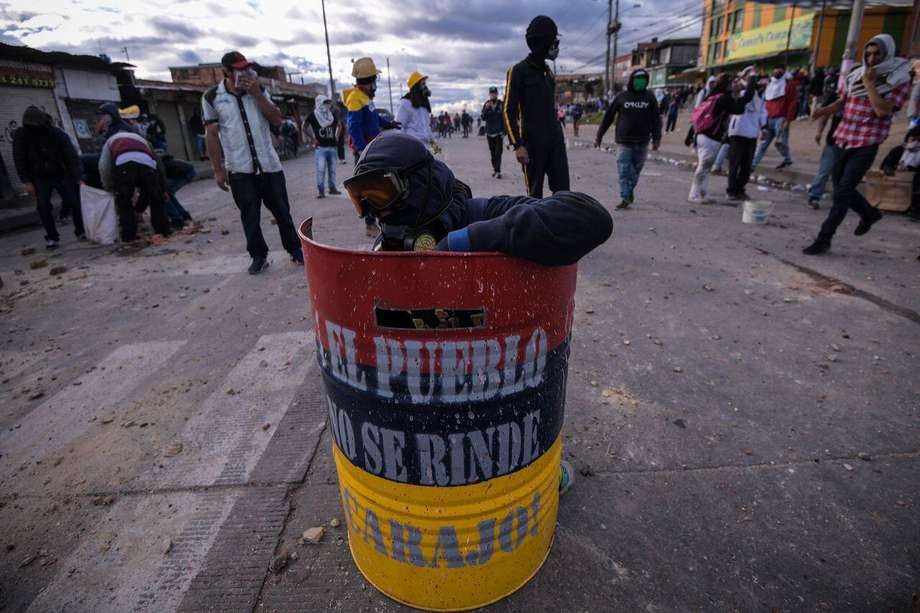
526, 15, 558, 61
404, 81, 431, 112
354, 131, 470, 242
627, 68, 650, 93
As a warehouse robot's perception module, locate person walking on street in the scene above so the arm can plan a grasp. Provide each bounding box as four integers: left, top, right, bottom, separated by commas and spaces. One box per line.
688, 72, 758, 203
397, 71, 434, 147
307, 95, 342, 199
505, 15, 570, 198
481, 86, 506, 178
803, 34, 912, 255
806, 77, 843, 209
571, 103, 583, 137
594, 68, 662, 209
96, 104, 172, 243
188, 109, 207, 160
461, 109, 472, 137
665, 96, 680, 132
12, 106, 85, 249
726, 67, 764, 200
202, 51, 304, 274
752, 67, 797, 170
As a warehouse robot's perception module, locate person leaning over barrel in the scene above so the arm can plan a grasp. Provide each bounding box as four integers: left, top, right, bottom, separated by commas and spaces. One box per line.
342, 130, 614, 492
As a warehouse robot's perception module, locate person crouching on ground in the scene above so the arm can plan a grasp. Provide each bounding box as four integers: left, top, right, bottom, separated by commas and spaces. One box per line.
803, 34, 912, 255
594, 68, 661, 210
879, 126, 920, 220
343, 131, 613, 494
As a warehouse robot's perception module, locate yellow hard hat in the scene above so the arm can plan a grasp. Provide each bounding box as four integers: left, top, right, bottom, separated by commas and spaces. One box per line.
352, 57, 381, 79
119, 104, 140, 120
407, 71, 428, 90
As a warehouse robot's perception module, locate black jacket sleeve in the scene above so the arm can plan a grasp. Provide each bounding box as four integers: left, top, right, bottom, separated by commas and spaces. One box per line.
12, 129, 30, 184
503, 64, 525, 148
57, 129, 82, 181
461, 192, 613, 266
596, 98, 619, 141
717, 78, 758, 115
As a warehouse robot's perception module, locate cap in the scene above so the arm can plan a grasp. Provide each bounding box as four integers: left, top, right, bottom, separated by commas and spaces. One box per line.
352, 57, 382, 80
489, 86, 498, 93
221, 51, 252, 71
407, 71, 427, 90
22, 106, 49, 127
119, 104, 140, 120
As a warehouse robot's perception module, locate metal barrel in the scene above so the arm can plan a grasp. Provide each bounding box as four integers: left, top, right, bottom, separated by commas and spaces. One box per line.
299, 219, 576, 611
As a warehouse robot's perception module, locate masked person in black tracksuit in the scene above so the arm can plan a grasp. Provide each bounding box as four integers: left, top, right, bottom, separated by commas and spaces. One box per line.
504, 15, 570, 198
481, 86, 505, 178
594, 69, 662, 209
344, 131, 611, 266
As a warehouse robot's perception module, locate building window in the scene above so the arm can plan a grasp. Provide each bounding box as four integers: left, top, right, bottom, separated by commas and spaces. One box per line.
732, 9, 744, 32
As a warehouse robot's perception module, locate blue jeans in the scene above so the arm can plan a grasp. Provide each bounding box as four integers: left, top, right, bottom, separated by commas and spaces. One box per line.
807, 143, 836, 201
616, 142, 648, 200
713, 142, 729, 172
315, 146, 337, 192
165, 159, 196, 226
752, 117, 792, 168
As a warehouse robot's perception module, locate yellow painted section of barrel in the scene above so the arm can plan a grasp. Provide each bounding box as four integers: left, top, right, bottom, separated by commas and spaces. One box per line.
333, 438, 561, 611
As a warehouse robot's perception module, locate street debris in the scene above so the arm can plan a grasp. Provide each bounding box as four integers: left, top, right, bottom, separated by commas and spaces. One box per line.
329, 518, 340, 528
49, 266, 68, 276
262, 423, 271, 431
843, 463, 854, 471
268, 551, 290, 574
20, 247, 35, 256
92, 495, 115, 506
857, 452, 871, 461
302, 527, 324, 544
30, 259, 48, 270
164, 539, 173, 555
164, 443, 183, 457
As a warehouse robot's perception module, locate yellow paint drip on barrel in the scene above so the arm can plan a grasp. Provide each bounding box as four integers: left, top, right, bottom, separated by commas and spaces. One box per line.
334, 439, 561, 611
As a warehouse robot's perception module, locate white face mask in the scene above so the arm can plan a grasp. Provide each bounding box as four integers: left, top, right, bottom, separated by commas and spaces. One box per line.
547, 45, 559, 61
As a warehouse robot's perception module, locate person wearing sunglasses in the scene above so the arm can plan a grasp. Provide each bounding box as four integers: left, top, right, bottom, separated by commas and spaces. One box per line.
343, 131, 612, 264
503, 15, 570, 199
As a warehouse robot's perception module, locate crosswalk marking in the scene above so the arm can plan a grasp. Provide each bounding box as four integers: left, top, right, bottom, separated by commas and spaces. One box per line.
0, 340, 186, 481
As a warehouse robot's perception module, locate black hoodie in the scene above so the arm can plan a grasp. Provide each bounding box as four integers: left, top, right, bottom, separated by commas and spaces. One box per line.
596, 69, 662, 145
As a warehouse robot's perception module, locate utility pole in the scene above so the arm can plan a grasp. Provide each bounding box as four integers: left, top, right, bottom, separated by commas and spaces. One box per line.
840, 0, 866, 78
611, 0, 620, 94
783, 2, 797, 66
604, 0, 613, 98
123, 47, 130, 62
321, 0, 336, 99
386, 57, 394, 114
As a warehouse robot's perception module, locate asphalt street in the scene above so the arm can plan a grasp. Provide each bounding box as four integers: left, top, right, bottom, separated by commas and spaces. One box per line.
1, 132, 918, 613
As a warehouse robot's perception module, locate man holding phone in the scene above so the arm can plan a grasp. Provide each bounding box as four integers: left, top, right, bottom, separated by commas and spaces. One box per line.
202, 51, 304, 275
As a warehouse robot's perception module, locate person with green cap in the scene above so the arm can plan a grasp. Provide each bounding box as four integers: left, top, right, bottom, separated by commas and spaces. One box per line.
594, 68, 661, 209
504, 15, 570, 198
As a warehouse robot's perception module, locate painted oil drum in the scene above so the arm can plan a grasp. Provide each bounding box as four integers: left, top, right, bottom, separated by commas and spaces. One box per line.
298, 219, 576, 611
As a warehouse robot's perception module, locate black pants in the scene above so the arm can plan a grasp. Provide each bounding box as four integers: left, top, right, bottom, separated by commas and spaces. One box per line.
228, 171, 302, 259
818, 144, 879, 243
665, 113, 678, 132
523, 139, 570, 198
336, 134, 346, 161
35, 176, 84, 241
113, 162, 170, 241
727, 136, 756, 196
487, 135, 503, 173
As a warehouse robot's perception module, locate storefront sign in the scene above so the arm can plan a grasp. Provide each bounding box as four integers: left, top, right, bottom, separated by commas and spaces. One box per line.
0, 60, 55, 88
725, 12, 815, 62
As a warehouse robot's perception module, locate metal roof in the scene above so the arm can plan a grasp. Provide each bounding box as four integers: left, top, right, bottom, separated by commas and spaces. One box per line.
0, 42, 132, 72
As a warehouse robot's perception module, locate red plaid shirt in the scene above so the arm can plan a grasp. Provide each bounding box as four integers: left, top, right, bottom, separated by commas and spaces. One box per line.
833, 81, 911, 149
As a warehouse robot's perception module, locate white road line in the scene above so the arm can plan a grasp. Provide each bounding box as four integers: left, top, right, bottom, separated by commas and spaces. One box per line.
0, 341, 186, 480
152, 331, 314, 489
26, 331, 316, 613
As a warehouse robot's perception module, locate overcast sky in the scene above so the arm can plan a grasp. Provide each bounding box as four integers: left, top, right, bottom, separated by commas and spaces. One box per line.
0, 0, 702, 112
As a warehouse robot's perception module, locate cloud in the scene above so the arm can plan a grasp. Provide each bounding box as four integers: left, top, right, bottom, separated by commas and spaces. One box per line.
0, 0, 701, 109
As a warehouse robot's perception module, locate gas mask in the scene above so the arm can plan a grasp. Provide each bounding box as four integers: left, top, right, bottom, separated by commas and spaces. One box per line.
547, 39, 560, 61
420, 84, 431, 98
632, 76, 649, 92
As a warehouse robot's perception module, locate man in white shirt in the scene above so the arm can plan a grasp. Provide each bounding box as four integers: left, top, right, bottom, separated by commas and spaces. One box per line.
202, 51, 303, 274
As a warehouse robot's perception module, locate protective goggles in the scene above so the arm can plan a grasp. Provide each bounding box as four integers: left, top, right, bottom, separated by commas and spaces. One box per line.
343, 169, 409, 218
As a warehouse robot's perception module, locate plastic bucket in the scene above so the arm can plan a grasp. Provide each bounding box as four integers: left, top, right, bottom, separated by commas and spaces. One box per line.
742, 200, 772, 224
299, 219, 576, 611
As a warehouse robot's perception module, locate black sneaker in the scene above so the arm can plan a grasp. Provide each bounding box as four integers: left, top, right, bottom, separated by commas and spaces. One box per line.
76, 233, 87, 241
290, 250, 304, 265
496, 172, 502, 179
802, 240, 830, 255
616, 199, 631, 210
807, 198, 820, 209
328, 187, 341, 195
854, 209, 882, 236
317, 191, 325, 199
248, 257, 269, 275
46, 239, 59, 250
776, 160, 792, 169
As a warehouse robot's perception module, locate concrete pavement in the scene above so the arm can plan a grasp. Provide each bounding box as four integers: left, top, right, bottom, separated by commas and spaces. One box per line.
1, 133, 918, 612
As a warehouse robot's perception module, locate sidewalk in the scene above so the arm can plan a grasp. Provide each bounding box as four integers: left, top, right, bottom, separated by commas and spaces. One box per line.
0, 161, 215, 235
